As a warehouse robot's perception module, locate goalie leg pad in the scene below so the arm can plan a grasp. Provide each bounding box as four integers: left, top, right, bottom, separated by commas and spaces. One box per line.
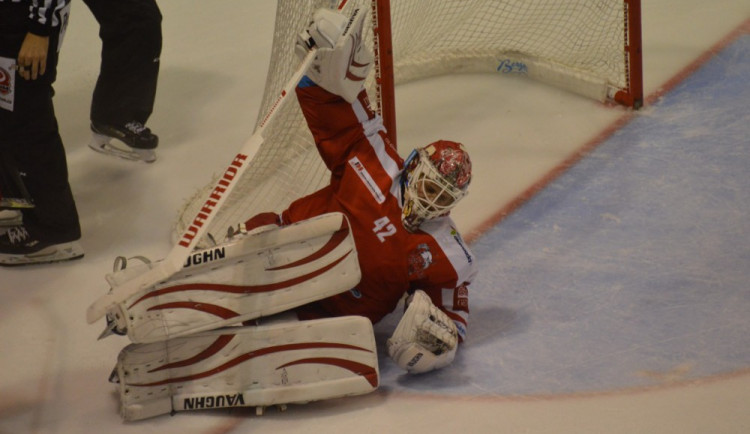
112, 316, 379, 421
105, 212, 361, 343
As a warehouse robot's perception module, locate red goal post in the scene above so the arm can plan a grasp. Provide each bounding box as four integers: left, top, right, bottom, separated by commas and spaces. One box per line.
374, 0, 643, 144
174, 0, 643, 244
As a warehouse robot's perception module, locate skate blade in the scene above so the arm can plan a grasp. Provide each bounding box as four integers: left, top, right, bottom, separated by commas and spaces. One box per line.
0, 241, 84, 266
108, 366, 120, 384
89, 134, 157, 163
0, 198, 34, 210
97, 310, 127, 340
98, 322, 118, 340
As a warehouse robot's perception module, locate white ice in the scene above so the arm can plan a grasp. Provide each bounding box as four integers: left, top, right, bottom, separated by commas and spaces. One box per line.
1, 1, 749, 433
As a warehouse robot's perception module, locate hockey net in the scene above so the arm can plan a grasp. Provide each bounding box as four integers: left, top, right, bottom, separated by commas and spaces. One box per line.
174, 0, 642, 245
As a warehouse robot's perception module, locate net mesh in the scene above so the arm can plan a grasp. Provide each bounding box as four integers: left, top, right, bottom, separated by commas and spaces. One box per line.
174, 0, 630, 245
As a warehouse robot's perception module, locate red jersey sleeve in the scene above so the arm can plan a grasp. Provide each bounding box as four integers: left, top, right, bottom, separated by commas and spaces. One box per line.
409, 217, 476, 342
295, 80, 397, 178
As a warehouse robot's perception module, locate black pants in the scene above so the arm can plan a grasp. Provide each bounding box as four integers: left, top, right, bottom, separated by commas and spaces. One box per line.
83, 0, 162, 126
0, 2, 81, 242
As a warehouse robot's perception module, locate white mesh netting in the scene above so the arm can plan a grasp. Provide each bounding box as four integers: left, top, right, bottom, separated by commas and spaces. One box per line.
174, 0, 632, 246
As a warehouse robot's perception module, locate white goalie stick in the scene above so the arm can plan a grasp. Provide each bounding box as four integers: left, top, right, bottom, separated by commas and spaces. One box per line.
87, 0, 355, 324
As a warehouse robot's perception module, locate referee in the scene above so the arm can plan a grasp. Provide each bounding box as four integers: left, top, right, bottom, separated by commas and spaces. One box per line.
0, 0, 83, 265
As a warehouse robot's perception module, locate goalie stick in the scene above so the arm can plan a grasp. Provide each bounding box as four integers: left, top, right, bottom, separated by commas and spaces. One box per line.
86, 3, 358, 324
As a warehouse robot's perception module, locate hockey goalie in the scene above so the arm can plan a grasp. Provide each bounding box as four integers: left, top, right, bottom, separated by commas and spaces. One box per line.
100, 7, 477, 421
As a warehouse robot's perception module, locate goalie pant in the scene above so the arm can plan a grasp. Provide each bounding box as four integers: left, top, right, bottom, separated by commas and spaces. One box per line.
0, 0, 82, 244
243, 82, 477, 342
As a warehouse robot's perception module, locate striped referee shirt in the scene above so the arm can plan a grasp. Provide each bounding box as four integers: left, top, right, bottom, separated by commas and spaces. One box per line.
0, 0, 71, 36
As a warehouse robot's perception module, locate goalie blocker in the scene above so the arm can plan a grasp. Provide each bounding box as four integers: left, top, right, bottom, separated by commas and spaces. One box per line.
100, 212, 361, 343
111, 316, 379, 421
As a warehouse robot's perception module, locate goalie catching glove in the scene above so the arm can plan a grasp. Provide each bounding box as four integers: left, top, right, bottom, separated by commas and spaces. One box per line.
295, 7, 373, 103
387, 290, 459, 374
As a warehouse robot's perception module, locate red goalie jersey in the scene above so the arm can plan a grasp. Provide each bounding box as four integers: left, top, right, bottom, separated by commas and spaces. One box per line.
245, 79, 476, 340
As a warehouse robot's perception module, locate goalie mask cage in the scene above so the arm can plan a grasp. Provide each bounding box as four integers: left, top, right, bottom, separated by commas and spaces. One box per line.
174, 0, 643, 244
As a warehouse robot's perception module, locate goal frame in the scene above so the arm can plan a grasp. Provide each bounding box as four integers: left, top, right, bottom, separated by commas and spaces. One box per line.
613, 0, 643, 108
172, 0, 645, 248
371, 0, 644, 147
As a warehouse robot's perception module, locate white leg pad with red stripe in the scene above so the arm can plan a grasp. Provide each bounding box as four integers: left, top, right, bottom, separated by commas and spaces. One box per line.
112, 316, 379, 421
105, 212, 360, 343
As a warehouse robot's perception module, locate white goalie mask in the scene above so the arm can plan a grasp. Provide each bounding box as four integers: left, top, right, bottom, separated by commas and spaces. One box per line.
401, 140, 472, 232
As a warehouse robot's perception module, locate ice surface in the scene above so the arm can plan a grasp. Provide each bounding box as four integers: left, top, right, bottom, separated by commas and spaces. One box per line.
1, 2, 748, 433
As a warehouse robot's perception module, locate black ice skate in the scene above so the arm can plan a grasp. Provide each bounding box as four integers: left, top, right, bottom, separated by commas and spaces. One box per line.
0, 225, 84, 266
89, 121, 159, 163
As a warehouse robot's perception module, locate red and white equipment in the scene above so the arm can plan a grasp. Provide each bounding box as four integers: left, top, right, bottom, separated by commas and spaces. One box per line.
111, 316, 379, 421
99, 212, 360, 343
86, 1, 358, 325
86, 32, 324, 323
401, 140, 473, 232
174, 0, 643, 249
387, 290, 459, 374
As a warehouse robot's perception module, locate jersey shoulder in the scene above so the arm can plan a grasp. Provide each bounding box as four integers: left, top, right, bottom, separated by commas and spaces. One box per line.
414, 216, 476, 281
